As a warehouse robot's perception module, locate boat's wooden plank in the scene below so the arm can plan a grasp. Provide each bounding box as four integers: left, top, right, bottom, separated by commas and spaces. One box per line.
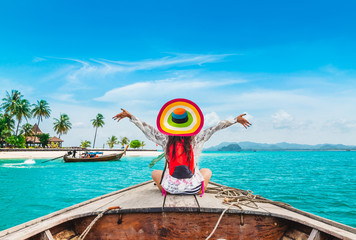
163, 194, 198, 211
308, 229, 320, 240
74, 212, 289, 240
256, 202, 356, 240
105, 182, 163, 211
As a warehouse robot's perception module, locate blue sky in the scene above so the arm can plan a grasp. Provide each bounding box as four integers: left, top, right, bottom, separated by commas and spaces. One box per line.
1, 0, 356, 148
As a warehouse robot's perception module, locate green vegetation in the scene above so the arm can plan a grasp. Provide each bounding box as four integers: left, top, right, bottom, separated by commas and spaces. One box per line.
107, 135, 118, 149
38, 133, 50, 148
48, 142, 59, 148
140, 141, 146, 149
1, 90, 32, 136
0, 113, 14, 147
53, 113, 72, 139
1, 90, 22, 115
130, 139, 141, 149
119, 136, 130, 148
14, 99, 32, 135
91, 113, 105, 148
21, 123, 34, 137
0, 89, 58, 148
5, 135, 26, 148
32, 100, 51, 135
80, 140, 91, 148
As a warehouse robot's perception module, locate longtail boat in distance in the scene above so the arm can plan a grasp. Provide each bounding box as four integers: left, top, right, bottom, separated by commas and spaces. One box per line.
63, 145, 129, 163
0, 181, 355, 240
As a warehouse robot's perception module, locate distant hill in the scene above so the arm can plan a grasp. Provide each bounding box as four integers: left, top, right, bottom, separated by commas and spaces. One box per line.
204, 141, 356, 151
219, 143, 242, 151
204, 142, 235, 151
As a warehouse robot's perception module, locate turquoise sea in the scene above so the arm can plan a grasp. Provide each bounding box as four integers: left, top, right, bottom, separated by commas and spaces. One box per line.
0, 151, 355, 231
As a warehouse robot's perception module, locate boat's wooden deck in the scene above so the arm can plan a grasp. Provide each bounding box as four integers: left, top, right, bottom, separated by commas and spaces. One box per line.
0, 181, 355, 240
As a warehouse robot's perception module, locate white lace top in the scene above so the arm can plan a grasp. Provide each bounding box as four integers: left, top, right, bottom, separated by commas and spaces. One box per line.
130, 116, 238, 168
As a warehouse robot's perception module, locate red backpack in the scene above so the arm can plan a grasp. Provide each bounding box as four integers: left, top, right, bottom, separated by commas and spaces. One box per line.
168, 141, 195, 179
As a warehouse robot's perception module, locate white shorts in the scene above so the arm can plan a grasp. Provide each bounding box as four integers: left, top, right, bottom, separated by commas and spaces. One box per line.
161, 170, 204, 195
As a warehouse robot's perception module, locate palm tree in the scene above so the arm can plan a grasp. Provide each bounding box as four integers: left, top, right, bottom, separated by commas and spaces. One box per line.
0, 113, 15, 133
32, 100, 51, 135
1, 90, 23, 115
0, 114, 14, 147
107, 135, 118, 149
80, 140, 91, 148
119, 136, 130, 148
91, 113, 105, 148
140, 141, 146, 149
21, 123, 34, 137
14, 99, 32, 135
53, 113, 72, 139
1, 90, 27, 135
0, 128, 11, 147
21, 123, 34, 147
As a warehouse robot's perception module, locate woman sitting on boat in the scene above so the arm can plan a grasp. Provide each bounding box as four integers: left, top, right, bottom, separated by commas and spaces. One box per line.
113, 98, 251, 195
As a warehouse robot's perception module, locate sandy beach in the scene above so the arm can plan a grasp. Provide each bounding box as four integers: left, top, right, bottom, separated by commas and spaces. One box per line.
0, 149, 161, 159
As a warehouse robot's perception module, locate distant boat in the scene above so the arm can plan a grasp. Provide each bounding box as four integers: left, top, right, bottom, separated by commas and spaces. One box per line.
0, 181, 355, 239
63, 145, 128, 163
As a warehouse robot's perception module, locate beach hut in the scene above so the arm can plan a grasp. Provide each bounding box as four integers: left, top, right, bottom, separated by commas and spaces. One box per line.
32, 123, 42, 135
25, 124, 64, 147
25, 124, 43, 147
25, 136, 41, 146
48, 136, 64, 147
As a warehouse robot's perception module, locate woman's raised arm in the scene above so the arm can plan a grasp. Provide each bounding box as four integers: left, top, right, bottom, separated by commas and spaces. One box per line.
195, 113, 251, 144
113, 109, 167, 147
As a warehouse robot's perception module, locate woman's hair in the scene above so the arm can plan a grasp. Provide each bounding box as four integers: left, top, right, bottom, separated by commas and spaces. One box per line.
166, 136, 193, 163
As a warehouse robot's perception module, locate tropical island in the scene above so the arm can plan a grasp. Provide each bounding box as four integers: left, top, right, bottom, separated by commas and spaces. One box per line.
0, 90, 159, 159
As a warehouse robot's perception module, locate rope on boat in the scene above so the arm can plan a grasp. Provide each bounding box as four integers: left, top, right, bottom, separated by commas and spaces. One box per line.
78, 206, 120, 240
204, 186, 291, 240
205, 204, 234, 240
205, 186, 291, 209
78, 209, 109, 240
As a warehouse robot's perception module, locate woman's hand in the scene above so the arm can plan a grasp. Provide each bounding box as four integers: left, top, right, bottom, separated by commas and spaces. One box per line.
236, 114, 252, 129
113, 109, 133, 122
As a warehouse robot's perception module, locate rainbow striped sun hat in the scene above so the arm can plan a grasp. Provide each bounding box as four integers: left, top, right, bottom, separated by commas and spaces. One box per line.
157, 98, 204, 136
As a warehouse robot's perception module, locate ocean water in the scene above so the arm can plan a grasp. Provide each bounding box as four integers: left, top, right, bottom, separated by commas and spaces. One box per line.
0, 151, 355, 231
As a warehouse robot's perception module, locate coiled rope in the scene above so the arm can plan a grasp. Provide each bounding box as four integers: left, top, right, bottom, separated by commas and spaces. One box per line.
205, 186, 290, 240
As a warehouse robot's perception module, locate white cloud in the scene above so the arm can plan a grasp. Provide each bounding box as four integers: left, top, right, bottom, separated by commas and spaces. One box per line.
272, 110, 294, 129
72, 122, 86, 128
50, 94, 78, 103
95, 78, 244, 102
32, 57, 46, 63
57, 53, 231, 81
204, 112, 220, 126
96, 53, 232, 71
323, 119, 356, 133
0, 78, 35, 96
272, 110, 310, 130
